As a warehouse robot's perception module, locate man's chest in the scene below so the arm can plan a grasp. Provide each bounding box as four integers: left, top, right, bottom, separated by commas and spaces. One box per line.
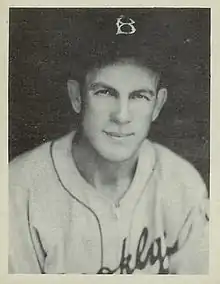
31, 189, 171, 274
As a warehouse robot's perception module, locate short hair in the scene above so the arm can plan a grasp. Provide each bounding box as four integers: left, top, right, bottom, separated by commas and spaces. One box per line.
69, 43, 169, 96
67, 11, 171, 93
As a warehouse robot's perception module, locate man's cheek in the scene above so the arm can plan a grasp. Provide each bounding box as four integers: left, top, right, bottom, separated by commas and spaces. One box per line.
84, 116, 103, 134
135, 115, 151, 129
88, 106, 107, 120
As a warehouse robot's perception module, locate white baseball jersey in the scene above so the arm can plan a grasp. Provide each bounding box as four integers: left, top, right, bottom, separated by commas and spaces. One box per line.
9, 131, 209, 274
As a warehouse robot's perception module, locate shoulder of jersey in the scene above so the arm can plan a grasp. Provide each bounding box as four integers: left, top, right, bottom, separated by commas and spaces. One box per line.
149, 141, 207, 203
10, 140, 51, 174
9, 133, 72, 183
152, 141, 197, 175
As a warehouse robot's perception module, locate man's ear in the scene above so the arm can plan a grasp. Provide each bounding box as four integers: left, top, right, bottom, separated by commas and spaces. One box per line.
152, 88, 167, 121
67, 80, 82, 114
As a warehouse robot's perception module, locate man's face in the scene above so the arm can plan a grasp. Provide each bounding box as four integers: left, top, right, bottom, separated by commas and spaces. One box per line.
80, 62, 166, 162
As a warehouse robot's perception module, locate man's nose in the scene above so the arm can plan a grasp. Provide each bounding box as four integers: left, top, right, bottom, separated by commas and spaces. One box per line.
110, 99, 132, 124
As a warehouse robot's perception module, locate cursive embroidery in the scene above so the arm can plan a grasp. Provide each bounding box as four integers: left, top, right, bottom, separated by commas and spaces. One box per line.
97, 227, 177, 274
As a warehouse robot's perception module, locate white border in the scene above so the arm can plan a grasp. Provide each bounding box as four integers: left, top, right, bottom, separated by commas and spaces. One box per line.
1, 1, 220, 283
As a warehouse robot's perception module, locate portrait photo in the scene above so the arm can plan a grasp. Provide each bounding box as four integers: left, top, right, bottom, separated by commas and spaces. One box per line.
8, 8, 210, 274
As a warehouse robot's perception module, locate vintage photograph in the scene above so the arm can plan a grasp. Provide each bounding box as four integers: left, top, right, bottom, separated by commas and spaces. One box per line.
9, 8, 210, 274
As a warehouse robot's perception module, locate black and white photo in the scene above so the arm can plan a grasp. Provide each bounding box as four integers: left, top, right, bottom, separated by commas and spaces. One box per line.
9, 8, 210, 274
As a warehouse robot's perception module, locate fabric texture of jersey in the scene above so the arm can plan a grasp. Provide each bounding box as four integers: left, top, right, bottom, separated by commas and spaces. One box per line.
9, 131, 209, 274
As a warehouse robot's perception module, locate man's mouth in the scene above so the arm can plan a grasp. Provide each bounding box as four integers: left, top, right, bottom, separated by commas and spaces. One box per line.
104, 131, 134, 139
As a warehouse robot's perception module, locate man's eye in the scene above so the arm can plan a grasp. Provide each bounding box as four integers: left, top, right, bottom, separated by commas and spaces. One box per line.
94, 89, 113, 96
130, 93, 151, 101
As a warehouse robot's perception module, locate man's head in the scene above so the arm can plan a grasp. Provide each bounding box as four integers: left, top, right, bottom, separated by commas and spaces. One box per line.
67, 56, 167, 162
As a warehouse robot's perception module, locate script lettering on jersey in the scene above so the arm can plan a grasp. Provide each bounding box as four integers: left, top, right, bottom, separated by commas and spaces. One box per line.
97, 227, 178, 274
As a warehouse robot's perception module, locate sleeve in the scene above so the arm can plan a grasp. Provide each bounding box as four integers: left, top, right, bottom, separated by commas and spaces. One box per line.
9, 158, 46, 274
167, 169, 209, 274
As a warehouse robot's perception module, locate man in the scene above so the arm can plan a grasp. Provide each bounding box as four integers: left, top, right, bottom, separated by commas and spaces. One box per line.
9, 50, 209, 274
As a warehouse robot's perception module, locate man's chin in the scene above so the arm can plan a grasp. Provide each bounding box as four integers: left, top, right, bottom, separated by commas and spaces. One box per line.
98, 148, 138, 163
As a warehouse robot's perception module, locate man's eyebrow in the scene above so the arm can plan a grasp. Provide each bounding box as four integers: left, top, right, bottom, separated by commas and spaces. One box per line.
88, 82, 117, 91
88, 83, 156, 96
131, 88, 156, 97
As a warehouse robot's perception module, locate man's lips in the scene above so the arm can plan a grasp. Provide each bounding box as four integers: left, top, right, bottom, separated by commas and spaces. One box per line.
104, 131, 134, 138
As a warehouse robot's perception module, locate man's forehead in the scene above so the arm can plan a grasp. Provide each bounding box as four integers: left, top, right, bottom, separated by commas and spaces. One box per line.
85, 62, 159, 91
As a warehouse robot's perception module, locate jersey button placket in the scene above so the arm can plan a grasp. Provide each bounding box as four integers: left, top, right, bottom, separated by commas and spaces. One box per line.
112, 202, 120, 220
111, 202, 122, 263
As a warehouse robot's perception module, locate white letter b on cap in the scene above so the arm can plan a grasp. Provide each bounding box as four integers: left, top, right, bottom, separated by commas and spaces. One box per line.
116, 15, 136, 35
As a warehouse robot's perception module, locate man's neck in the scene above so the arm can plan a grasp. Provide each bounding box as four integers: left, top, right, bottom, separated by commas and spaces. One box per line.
72, 133, 138, 203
